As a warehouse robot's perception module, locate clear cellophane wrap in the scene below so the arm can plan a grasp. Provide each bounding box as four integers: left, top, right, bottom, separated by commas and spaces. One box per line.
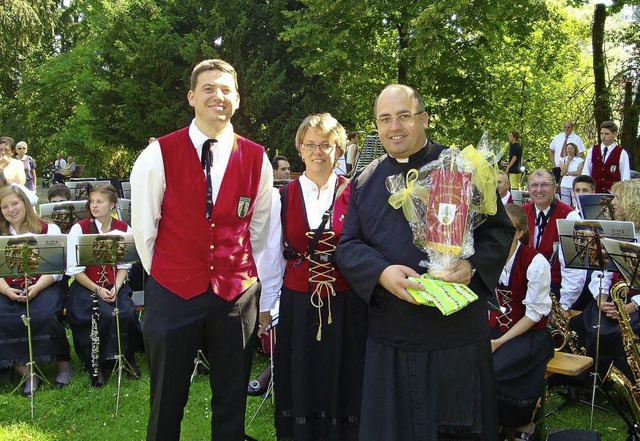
386, 134, 500, 277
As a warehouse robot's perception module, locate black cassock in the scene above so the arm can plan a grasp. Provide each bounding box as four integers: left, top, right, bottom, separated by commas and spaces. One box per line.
336, 141, 514, 441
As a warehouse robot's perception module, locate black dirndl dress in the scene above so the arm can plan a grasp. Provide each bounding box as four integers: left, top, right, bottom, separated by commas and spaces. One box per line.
0, 281, 70, 369
66, 280, 141, 372
490, 327, 554, 427
569, 297, 640, 380
274, 286, 368, 441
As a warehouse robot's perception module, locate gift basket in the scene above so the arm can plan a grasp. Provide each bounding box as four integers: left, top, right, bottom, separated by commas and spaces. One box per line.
386, 132, 500, 314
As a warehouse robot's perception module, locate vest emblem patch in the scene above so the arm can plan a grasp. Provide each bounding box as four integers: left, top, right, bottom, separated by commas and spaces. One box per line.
237, 196, 251, 218
610, 165, 617, 173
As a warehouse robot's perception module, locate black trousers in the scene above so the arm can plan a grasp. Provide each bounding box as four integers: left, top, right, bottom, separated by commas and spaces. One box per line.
143, 276, 260, 441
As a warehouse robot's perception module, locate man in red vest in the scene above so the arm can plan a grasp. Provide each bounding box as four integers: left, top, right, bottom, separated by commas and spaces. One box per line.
582, 121, 630, 193
131, 59, 275, 441
522, 169, 585, 313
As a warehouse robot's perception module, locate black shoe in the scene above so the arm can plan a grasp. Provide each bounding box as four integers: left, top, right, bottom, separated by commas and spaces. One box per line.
247, 380, 267, 397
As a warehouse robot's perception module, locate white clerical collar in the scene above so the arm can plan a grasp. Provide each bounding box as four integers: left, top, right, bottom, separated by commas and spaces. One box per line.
388, 140, 430, 163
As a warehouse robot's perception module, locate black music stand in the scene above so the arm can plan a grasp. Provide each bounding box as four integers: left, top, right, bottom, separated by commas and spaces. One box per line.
76, 232, 139, 416
0, 235, 66, 418
576, 194, 616, 221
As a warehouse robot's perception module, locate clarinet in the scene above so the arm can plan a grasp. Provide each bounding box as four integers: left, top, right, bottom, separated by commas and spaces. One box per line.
90, 287, 100, 386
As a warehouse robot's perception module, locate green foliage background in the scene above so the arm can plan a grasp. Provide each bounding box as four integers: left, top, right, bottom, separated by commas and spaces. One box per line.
0, 1, 638, 175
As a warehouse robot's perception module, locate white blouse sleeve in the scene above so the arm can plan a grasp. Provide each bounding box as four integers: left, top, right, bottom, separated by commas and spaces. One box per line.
523, 253, 552, 322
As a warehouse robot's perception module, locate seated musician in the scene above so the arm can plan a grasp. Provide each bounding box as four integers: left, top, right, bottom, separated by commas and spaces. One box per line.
65, 184, 141, 386
0, 185, 72, 396
570, 179, 640, 380
47, 183, 72, 203
489, 204, 553, 441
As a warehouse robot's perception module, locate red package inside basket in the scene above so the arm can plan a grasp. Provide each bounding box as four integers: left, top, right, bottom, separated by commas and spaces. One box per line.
425, 169, 472, 257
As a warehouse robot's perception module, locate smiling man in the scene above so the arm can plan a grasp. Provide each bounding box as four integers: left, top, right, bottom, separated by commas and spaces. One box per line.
130, 59, 274, 441
522, 169, 585, 312
336, 84, 514, 440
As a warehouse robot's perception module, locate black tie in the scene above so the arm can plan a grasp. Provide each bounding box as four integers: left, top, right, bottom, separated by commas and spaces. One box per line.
535, 211, 547, 249
602, 146, 608, 161
201, 139, 216, 219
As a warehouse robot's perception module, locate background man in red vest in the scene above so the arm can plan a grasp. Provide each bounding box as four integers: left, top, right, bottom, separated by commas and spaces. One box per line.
582, 120, 630, 193
131, 59, 274, 441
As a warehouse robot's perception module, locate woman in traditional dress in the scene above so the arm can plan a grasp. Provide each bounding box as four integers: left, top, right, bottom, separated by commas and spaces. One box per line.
65, 183, 141, 386
489, 203, 553, 441
0, 185, 72, 396
274, 113, 367, 440
570, 179, 640, 380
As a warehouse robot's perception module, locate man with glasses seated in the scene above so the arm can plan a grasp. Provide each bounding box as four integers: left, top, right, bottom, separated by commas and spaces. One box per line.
522, 169, 585, 314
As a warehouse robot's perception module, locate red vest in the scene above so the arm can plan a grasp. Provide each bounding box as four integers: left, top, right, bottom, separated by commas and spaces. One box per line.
489, 244, 548, 332
79, 217, 129, 285
151, 127, 265, 300
591, 144, 623, 193
282, 177, 351, 294
523, 200, 574, 285
5, 222, 49, 286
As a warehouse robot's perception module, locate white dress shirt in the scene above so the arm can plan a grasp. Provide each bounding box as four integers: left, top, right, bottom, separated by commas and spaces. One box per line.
130, 120, 274, 309
499, 242, 552, 322
582, 143, 631, 182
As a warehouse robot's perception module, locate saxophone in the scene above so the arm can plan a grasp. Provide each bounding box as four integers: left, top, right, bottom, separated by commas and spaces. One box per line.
549, 292, 586, 355
602, 280, 640, 426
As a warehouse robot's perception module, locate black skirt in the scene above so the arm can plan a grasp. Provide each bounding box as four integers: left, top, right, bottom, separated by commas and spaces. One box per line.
66, 281, 141, 371
0, 283, 70, 369
490, 327, 554, 427
569, 298, 640, 380
274, 287, 368, 441
359, 337, 499, 441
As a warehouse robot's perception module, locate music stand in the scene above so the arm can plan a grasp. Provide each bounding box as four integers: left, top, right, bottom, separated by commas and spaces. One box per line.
576, 194, 616, 221
116, 199, 131, 226
0, 234, 66, 418
65, 180, 112, 201
511, 190, 530, 207
38, 201, 90, 234
76, 232, 139, 416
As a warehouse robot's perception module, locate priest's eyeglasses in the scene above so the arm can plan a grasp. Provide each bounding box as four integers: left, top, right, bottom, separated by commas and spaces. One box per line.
376, 111, 424, 126
300, 143, 336, 152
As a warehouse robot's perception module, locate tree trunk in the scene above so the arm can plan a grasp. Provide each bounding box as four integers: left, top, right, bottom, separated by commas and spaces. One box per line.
620, 78, 640, 170
592, 3, 610, 142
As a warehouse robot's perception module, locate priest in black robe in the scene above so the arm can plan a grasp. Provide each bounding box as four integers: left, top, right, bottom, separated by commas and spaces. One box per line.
336, 84, 514, 441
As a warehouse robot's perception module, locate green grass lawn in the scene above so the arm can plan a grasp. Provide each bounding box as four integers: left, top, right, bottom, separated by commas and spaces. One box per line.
0, 335, 633, 440
0, 330, 275, 441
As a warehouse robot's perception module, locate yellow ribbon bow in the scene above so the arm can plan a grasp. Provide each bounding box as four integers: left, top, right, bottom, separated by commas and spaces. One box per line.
388, 168, 430, 222
460, 146, 498, 215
